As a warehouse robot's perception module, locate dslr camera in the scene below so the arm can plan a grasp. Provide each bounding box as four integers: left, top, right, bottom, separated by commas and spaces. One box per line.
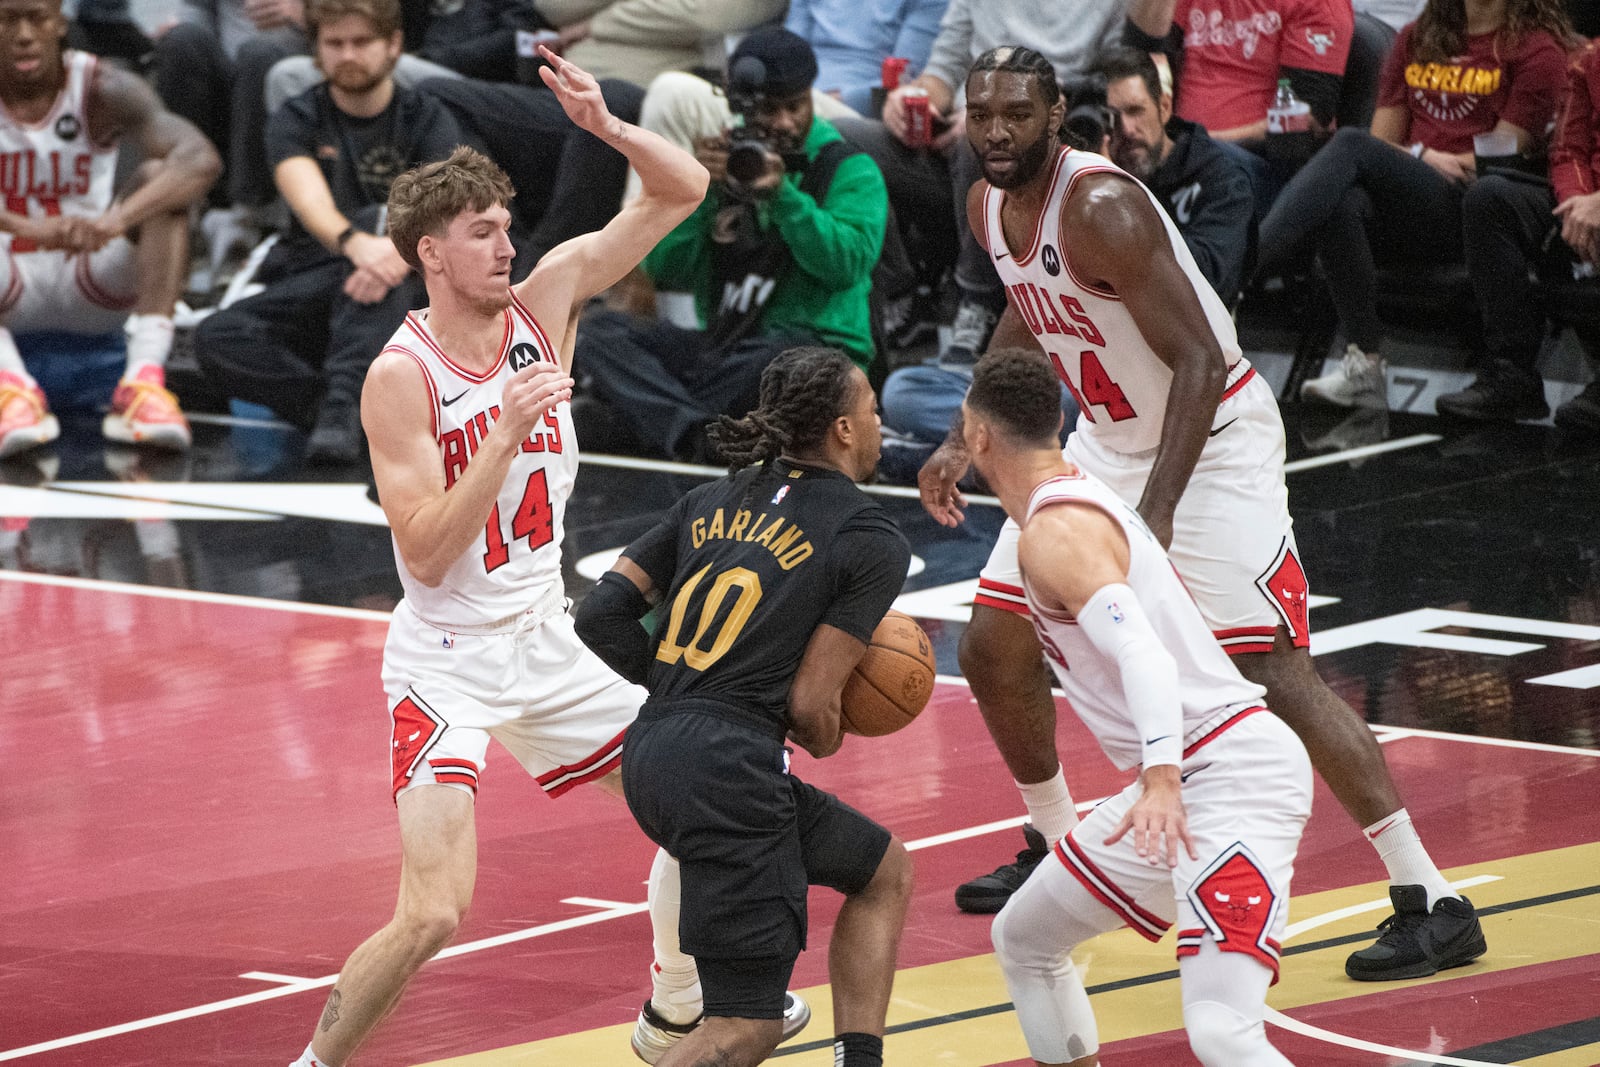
1058, 73, 1117, 152
723, 56, 809, 186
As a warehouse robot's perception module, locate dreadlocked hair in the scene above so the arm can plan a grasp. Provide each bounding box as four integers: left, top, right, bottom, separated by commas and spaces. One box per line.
968, 46, 1062, 107
708, 347, 857, 472
1412, 0, 1576, 65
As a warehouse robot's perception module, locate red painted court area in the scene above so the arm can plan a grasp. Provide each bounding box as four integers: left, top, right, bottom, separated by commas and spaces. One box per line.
5, 573, 1600, 1066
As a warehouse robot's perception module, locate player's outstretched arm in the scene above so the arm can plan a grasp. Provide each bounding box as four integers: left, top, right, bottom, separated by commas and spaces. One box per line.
513, 47, 708, 323
87, 63, 220, 233
363, 352, 573, 587
1063, 174, 1226, 550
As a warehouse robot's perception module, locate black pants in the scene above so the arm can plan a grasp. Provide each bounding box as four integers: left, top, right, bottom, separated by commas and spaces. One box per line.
153, 23, 298, 207
194, 240, 424, 428
419, 77, 645, 264
575, 309, 808, 459
1258, 127, 1465, 350
1462, 173, 1566, 372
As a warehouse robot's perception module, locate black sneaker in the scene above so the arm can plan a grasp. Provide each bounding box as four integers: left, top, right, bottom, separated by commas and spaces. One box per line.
1555, 378, 1600, 433
1435, 360, 1549, 422
304, 404, 363, 467
955, 824, 1050, 914
1345, 885, 1487, 981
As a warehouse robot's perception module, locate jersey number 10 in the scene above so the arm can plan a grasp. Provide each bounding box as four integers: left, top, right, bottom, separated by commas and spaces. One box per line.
655, 564, 763, 671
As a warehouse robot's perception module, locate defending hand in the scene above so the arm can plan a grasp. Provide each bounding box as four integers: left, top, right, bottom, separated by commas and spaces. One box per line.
917, 441, 971, 527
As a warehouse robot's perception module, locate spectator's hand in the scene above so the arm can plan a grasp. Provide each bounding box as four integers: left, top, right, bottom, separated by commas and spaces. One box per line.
931, 107, 966, 151
740, 147, 786, 197
556, 18, 590, 52
244, 0, 304, 29
1555, 192, 1600, 265
1420, 147, 1474, 186
538, 46, 614, 140
693, 134, 729, 184
917, 440, 970, 527
1104, 765, 1197, 868
344, 232, 410, 288
344, 266, 394, 304
500, 359, 575, 442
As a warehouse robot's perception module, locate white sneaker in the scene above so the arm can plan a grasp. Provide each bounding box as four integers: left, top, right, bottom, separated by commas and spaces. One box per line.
630, 990, 812, 1064
1301, 344, 1388, 409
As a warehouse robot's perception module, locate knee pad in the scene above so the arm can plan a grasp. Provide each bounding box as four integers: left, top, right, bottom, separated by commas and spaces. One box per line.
1184, 999, 1280, 1067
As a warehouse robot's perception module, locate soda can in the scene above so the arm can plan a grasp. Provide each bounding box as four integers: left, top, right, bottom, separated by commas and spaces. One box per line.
902, 87, 932, 148
881, 56, 909, 91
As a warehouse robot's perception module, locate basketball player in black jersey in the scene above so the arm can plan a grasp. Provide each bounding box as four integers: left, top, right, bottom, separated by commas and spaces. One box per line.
575, 347, 914, 1067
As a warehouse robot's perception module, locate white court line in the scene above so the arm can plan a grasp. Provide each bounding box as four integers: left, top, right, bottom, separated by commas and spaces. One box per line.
0, 569, 392, 621
1283, 433, 1443, 472
1282, 875, 1501, 941
1265, 1009, 1520, 1067
239, 972, 312, 985
1369, 724, 1600, 758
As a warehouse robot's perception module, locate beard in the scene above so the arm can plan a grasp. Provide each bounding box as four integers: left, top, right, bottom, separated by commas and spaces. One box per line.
1112, 137, 1156, 178
328, 60, 393, 95
982, 133, 1054, 190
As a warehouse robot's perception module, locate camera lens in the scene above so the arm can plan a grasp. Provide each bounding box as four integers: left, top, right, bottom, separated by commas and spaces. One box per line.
726, 139, 769, 183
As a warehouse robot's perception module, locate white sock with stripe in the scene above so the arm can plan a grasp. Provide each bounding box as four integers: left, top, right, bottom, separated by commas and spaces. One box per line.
1365, 808, 1457, 908
124, 313, 175, 375
288, 1043, 328, 1066
0, 327, 28, 377
1017, 765, 1077, 847
646, 848, 702, 1024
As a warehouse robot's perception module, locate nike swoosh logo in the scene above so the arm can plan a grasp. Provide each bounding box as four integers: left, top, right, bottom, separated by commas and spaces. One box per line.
995, 251, 1010, 260
1144, 735, 1171, 745
1208, 418, 1238, 437
442, 390, 469, 407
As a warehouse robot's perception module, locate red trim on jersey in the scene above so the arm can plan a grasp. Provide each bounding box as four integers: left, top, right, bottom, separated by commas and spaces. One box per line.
1182, 705, 1266, 759
75, 252, 134, 311
0, 256, 22, 315
1058, 165, 1128, 301
1220, 367, 1258, 404
509, 291, 558, 363
81, 54, 117, 151
973, 593, 1031, 616
428, 757, 481, 793
974, 576, 1030, 617
1058, 835, 1171, 941
1001, 146, 1071, 268
388, 345, 439, 440
536, 727, 626, 797
1214, 624, 1277, 657
0, 51, 77, 132
405, 311, 508, 383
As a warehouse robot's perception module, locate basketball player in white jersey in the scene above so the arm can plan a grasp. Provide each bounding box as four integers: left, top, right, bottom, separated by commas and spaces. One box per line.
0, 0, 219, 457
965, 348, 1312, 1067
920, 47, 1485, 982
284, 50, 716, 1067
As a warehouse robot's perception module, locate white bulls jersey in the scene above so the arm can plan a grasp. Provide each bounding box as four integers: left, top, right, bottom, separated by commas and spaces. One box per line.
1021, 469, 1267, 771
0, 51, 119, 251
384, 294, 575, 628
981, 147, 1246, 454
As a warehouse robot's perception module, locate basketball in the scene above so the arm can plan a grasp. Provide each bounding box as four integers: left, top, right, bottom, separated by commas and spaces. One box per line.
841, 610, 936, 736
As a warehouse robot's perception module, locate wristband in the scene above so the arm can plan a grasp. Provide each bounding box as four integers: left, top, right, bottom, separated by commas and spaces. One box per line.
335, 224, 358, 251
1409, 142, 1425, 159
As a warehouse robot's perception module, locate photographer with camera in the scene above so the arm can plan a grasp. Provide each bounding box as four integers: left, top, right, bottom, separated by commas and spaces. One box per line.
572, 27, 888, 463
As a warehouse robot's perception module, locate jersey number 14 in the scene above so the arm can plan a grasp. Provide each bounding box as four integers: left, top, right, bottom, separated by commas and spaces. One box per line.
482, 470, 553, 572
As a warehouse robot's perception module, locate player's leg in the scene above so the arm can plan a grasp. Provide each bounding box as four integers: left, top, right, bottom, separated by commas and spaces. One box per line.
0, 251, 60, 457
954, 519, 1079, 913
98, 160, 194, 448
293, 784, 478, 1066
1179, 942, 1291, 1067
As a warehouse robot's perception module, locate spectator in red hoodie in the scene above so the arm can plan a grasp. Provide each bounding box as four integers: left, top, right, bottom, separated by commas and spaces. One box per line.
1438, 40, 1600, 430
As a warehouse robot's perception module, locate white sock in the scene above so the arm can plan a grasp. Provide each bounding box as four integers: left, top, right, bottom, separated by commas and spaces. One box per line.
646, 848, 702, 1023
1365, 808, 1456, 908
1017, 766, 1077, 847
0, 327, 28, 377
124, 313, 175, 372
288, 1043, 328, 1066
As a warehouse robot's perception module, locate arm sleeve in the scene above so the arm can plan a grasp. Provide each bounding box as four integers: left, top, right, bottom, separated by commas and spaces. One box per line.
919, 0, 973, 97
1075, 582, 1185, 770
572, 571, 655, 686
819, 513, 911, 642
1551, 46, 1597, 204
1175, 142, 1254, 299
1283, 66, 1343, 127
1499, 32, 1570, 140
767, 151, 888, 291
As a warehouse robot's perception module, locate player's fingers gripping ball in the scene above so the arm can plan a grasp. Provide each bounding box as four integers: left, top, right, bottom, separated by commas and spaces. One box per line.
842, 610, 936, 736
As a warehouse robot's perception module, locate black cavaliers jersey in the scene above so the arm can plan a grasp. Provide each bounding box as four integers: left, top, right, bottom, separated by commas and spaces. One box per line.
623, 460, 910, 727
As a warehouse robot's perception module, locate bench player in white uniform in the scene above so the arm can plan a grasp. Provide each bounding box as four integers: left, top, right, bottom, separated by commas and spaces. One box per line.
966, 348, 1312, 1067
285, 50, 720, 1067
0, 0, 219, 456
919, 46, 1484, 981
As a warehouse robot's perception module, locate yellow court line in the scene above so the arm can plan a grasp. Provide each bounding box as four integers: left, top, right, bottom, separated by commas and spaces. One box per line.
1517, 1043, 1600, 1067
418, 842, 1600, 1067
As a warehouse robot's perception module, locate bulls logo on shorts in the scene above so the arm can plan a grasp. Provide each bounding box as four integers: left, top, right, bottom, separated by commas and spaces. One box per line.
1040, 244, 1061, 276
390, 692, 445, 797
509, 341, 543, 372
55, 113, 80, 141
1180, 842, 1283, 976
1255, 538, 1311, 648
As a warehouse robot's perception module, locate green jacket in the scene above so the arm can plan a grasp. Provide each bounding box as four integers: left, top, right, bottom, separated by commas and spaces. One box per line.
642, 116, 888, 366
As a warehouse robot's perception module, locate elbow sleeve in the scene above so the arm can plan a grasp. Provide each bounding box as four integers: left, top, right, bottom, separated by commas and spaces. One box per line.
573, 571, 654, 687
1075, 583, 1184, 769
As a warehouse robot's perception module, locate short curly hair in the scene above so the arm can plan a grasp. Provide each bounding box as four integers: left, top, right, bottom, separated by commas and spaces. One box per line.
966, 348, 1062, 445
386, 146, 516, 272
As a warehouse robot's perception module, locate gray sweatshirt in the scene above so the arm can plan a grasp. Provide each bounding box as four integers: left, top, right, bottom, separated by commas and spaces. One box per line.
922, 0, 1127, 100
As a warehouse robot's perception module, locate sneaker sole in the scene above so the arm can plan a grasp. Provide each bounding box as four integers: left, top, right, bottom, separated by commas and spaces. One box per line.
0, 415, 59, 458
1345, 930, 1488, 982
102, 416, 191, 450
954, 888, 1012, 914
630, 990, 811, 1063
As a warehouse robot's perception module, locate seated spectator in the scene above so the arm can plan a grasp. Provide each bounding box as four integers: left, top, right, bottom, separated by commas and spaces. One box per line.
572, 28, 887, 461
831, 0, 1124, 367
1255, 0, 1571, 409
1439, 38, 1600, 429
67, 0, 155, 68
0, 0, 221, 459
194, 0, 465, 465
530, 0, 785, 87
879, 46, 1253, 481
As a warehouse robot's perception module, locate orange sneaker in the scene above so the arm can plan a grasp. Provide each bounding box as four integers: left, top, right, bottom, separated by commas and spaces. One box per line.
0, 370, 60, 458
103, 363, 191, 450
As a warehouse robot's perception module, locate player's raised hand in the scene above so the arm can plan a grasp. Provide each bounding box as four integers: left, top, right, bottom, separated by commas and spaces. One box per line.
538, 47, 613, 139
501, 360, 574, 440
918, 441, 970, 527
1105, 765, 1197, 868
